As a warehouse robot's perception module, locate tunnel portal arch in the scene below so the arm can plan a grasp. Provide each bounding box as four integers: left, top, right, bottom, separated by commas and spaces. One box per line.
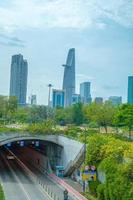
0, 133, 84, 175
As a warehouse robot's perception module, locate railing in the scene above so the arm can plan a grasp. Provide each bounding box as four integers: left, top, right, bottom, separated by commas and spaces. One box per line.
64, 145, 85, 176
5, 147, 61, 200
49, 174, 87, 200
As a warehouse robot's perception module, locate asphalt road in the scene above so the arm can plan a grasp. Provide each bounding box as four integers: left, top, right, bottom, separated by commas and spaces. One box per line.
0, 150, 52, 200
12, 147, 73, 200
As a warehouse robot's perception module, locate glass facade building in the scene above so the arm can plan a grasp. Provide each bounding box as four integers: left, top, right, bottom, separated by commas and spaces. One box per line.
62, 48, 75, 107
108, 96, 122, 106
80, 82, 92, 104
52, 89, 65, 108
128, 76, 133, 104
72, 94, 81, 104
10, 54, 28, 106
95, 97, 103, 104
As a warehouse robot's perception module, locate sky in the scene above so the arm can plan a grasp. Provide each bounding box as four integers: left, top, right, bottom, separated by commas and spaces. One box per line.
0, 0, 133, 105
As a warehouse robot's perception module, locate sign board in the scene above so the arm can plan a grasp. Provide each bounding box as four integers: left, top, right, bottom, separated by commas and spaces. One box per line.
82, 172, 96, 181
82, 165, 97, 181
56, 166, 64, 177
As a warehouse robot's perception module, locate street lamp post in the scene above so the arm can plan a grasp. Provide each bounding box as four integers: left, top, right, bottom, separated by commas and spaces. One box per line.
83, 127, 87, 193
84, 128, 87, 163
47, 84, 53, 107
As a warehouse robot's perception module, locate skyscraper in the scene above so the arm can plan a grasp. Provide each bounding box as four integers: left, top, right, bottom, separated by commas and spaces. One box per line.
52, 89, 65, 108
10, 54, 28, 106
62, 48, 75, 107
80, 82, 92, 104
95, 97, 103, 104
128, 76, 133, 104
108, 96, 122, 106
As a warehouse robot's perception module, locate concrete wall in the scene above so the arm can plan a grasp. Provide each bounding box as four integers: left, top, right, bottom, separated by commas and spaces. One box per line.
58, 136, 84, 168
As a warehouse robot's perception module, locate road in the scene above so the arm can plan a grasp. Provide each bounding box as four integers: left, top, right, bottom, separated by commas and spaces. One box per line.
12, 147, 73, 200
0, 150, 52, 200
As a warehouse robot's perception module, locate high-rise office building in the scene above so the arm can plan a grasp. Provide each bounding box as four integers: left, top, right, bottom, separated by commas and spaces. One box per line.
52, 89, 65, 108
108, 96, 122, 106
31, 94, 37, 105
95, 97, 103, 104
10, 54, 28, 106
62, 48, 75, 107
72, 94, 81, 104
80, 82, 92, 104
128, 76, 133, 104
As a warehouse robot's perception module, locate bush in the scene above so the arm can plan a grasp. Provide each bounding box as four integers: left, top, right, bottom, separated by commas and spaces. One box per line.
0, 185, 5, 200
85, 134, 133, 200
89, 180, 100, 196
63, 125, 81, 138
86, 134, 111, 166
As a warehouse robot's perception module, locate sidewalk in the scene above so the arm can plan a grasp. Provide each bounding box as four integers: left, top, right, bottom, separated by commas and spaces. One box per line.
64, 177, 83, 193
49, 174, 87, 200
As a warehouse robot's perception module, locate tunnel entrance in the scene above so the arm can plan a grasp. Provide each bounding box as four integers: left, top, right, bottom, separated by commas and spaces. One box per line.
1, 139, 63, 173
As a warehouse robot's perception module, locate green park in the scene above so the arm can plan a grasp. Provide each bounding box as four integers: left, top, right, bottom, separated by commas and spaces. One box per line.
0, 95, 133, 200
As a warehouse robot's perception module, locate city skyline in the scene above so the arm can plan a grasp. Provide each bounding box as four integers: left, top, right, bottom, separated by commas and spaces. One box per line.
0, 1, 133, 104
2, 49, 133, 106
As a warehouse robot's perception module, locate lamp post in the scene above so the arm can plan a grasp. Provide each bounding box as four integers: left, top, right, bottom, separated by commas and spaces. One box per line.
84, 127, 87, 163
82, 127, 87, 193
47, 84, 53, 107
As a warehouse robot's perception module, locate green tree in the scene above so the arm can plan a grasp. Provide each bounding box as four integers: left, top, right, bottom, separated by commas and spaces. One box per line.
86, 134, 110, 166
114, 104, 133, 139
28, 105, 48, 123
55, 107, 67, 125
98, 158, 133, 200
14, 107, 29, 123
7, 96, 18, 113
55, 106, 73, 125
72, 103, 84, 125
0, 96, 8, 124
6, 96, 18, 123
85, 102, 116, 133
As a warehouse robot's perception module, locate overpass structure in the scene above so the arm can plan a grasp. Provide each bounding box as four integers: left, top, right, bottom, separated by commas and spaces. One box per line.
0, 132, 85, 176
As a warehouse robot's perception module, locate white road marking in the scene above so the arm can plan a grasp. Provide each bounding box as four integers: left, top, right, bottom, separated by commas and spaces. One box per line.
1, 153, 31, 200
5, 148, 53, 200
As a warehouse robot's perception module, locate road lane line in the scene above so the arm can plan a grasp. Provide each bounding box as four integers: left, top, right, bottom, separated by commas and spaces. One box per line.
1, 152, 31, 200
5, 148, 54, 200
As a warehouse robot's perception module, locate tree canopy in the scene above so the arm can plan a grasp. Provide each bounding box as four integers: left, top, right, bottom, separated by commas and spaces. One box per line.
114, 104, 133, 139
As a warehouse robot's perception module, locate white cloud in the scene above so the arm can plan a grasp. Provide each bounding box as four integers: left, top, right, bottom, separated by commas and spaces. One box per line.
0, 0, 133, 33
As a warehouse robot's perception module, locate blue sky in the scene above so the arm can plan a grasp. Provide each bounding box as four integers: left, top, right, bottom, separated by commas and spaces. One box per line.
0, 0, 133, 104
